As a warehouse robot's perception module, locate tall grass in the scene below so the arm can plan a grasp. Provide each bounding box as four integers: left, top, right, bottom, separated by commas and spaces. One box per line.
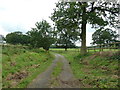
55, 51, 119, 88
2, 45, 54, 88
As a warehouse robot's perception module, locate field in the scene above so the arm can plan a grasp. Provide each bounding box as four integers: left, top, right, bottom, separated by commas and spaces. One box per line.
2, 45, 54, 88
50, 48, 119, 88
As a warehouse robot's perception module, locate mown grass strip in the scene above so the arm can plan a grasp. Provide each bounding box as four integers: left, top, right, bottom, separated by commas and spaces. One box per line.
49, 61, 63, 87
52, 61, 63, 77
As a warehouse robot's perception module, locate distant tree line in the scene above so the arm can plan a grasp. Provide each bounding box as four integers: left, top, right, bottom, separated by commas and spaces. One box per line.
5, 20, 78, 51
5, 20, 119, 51
92, 28, 119, 46
6, 32, 30, 45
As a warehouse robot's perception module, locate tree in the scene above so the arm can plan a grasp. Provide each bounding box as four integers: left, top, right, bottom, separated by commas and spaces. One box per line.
92, 28, 119, 45
6, 31, 22, 45
51, 1, 119, 54
27, 20, 55, 50
6, 31, 30, 45
56, 36, 76, 50
51, 2, 80, 51
20, 34, 30, 45
54, 24, 79, 51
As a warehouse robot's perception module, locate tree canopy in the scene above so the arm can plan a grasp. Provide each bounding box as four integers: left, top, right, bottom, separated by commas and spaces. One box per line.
92, 28, 119, 45
51, 1, 119, 54
6, 31, 29, 45
51, 2, 80, 51
27, 20, 56, 50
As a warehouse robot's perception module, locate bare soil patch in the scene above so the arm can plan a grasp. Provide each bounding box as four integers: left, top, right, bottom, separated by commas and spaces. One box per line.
6, 70, 28, 81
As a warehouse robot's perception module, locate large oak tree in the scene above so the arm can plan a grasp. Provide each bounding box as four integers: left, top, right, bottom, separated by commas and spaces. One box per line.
51, 1, 119, 54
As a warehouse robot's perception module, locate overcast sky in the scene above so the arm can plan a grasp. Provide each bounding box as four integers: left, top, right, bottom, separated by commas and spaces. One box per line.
0, 0, 99, 46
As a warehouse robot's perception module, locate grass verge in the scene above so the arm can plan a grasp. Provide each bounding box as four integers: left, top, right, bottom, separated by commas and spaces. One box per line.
2, 45, 54, 88
55, 51, 119, 88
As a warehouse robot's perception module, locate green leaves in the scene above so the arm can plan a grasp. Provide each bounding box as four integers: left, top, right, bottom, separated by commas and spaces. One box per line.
6, 32, 29, 45
27, 20, 56, 50
51, 2, 119, 53
92, 28, 119, 45
51, 2, 81, 50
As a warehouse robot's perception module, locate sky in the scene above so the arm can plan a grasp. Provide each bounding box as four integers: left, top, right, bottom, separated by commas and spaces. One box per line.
0, 0, 109, 46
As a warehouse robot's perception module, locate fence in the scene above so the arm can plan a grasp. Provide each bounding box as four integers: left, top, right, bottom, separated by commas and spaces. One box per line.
87, 42, 120, 52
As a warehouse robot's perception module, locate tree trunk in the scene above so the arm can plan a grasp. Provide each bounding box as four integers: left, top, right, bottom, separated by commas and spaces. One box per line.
65, 47, 67, 51
65, 31, 68, 51
81, 4, 87, 55
65, 43, 67, 51
81, 23, 87, 55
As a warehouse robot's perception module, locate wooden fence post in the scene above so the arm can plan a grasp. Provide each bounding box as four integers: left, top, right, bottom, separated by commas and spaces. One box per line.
94, 46, 95, 52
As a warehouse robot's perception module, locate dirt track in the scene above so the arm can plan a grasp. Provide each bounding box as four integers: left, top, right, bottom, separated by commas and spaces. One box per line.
27, 54, 82, 88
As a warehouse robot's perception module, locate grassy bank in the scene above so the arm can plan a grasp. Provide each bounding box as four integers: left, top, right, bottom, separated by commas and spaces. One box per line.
2, 45, 54, 88
55, 50, 119, 88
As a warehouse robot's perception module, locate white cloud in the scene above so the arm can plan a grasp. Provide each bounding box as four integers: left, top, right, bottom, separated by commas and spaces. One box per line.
74, 24, 95, 46
86, 31, 93, 46
86, 24, 95, 46
0, 26, 9, 36
0, 0, 97, 46
0, 0, 58, 32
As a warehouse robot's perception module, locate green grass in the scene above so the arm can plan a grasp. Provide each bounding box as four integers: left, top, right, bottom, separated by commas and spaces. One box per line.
2, 46, 119, 88
2, 45, 54, 88
53, 50, 119, 88
50, 61, 63, 87
52, 61, 63, 77
50, 48, 118, 54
